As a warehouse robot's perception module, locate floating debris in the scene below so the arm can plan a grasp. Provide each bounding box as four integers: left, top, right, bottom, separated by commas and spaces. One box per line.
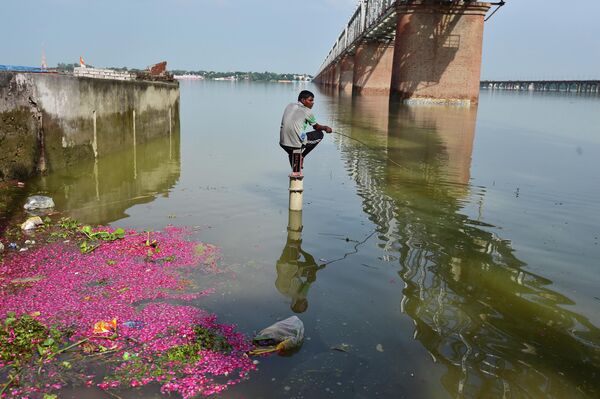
251, 316, 304, 355
20, 216, 44, 231
0, 225, 255, 398
330, 343, 351, 353
23, 195, 55, 211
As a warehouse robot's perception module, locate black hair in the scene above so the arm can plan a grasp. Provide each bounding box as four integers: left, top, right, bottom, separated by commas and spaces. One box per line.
298, 90, 314, 101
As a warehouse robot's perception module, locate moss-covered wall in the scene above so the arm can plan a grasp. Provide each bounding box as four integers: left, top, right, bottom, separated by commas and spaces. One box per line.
0, 72, 180, 181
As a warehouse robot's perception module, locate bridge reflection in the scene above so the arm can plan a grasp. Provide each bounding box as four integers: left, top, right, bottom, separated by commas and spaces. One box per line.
321, 90, 600, 398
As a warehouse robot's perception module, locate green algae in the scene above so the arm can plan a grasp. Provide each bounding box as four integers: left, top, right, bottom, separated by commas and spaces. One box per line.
163, 326, 232, 364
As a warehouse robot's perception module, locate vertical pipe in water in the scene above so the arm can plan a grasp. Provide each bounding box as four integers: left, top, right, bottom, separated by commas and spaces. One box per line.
289, 175, 304, 211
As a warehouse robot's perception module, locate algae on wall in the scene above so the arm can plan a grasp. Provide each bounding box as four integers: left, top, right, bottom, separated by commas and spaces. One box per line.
0, 73, 42, 180
0, 71, 180, 181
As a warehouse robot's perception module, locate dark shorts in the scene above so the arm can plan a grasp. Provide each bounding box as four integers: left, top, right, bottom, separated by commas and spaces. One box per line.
280, 130, 324, 170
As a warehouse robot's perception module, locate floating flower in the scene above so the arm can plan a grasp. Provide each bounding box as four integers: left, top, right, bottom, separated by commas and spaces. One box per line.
0, 226, 255, 398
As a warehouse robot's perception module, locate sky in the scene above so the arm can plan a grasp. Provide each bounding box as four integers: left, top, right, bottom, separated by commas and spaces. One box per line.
1, 0, 599, 79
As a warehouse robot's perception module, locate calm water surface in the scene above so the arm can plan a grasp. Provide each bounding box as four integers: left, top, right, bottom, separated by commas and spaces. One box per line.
12, 82, 600, 398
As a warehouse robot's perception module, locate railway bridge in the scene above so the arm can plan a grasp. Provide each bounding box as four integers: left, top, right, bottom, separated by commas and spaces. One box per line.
481, 80, 600, 93
313, 1, 503, 105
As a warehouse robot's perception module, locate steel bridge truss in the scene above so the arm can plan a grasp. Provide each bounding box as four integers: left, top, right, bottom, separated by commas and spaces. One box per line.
315, 1, 500, 78
317, 0, 398, 77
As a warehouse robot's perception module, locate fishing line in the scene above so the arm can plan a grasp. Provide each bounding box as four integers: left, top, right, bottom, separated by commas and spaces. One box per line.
330, 130, 404, 169
331, 129, 472, 191
320, 229, 377, 267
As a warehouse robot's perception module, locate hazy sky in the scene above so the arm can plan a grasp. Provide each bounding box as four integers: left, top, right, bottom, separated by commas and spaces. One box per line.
1, 0, 598, 79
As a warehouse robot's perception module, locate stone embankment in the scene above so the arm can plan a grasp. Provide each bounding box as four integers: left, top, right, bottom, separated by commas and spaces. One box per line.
0, 72, 179, 181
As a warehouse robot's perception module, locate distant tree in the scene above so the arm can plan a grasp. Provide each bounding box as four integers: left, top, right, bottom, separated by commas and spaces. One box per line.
56, 62, 79, 72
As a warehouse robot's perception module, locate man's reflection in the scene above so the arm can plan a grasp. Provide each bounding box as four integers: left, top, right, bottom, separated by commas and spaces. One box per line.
275, 210, 324, 313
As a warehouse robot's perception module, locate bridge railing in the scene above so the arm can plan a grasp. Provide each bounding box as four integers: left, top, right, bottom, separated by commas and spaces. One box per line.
366, 0, 393, 27
316, 0, 397, 78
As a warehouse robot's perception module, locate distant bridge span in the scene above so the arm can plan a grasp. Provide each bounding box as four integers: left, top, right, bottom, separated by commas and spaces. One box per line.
313, 1, 503, 105
481, 80, 600, 93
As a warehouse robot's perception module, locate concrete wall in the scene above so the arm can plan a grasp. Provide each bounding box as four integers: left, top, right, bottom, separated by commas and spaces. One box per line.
0, 72, 179, 181
0, 73, 40, 180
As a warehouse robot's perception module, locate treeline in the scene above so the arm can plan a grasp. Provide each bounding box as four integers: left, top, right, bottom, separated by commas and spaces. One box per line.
56, 63, 82, 71
55, 63, 311, 81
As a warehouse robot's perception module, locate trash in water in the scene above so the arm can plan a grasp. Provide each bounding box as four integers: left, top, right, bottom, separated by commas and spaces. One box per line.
250, 316, 304, 355
331, 343, 351, 353
23, 195, 55, 210
93, 318, 117, 334
8, 243, 18, 250
21, 216, 44, 231
11, 276, 45, 285
122, 320, 144, 329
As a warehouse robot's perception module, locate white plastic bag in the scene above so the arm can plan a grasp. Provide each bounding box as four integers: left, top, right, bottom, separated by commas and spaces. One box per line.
253, 316, 304, 352
24, 196, 55, 210
21, 216, 44, 230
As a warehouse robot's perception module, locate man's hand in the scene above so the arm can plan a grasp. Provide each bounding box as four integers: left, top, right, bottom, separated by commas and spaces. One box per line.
314, 123, 333, 134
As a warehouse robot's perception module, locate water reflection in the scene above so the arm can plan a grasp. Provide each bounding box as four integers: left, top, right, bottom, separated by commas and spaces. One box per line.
25, 126, 181, 225
322, 91, 600, 398
275, 210, 325, 313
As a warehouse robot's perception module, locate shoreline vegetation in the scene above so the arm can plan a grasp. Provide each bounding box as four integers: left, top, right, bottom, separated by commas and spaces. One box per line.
55, 63, 312, 82
0, 216, 256, 398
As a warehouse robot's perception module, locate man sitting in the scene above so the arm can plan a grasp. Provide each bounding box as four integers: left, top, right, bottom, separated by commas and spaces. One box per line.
279, 90, 332, 176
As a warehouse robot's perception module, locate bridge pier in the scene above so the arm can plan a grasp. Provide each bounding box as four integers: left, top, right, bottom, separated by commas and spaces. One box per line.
325, 66, 333, 86
390, 1, 491, 105
328, 66, 336, 86
333, 62, 341, 88
339, 55, 354, 92
353, 42, 395, 94
322, 66, 330, 85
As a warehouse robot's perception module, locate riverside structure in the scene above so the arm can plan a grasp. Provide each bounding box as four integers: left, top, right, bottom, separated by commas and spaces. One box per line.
481, 80, 600, 93
0, 70, 179, 181
313, 0, 503, 105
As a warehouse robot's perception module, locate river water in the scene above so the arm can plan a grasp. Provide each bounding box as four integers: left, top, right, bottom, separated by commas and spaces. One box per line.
8, 81, 600, 398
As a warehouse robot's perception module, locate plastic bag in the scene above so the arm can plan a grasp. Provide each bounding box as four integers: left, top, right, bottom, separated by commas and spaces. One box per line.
21, 216, 44, 230
251, 316, 304, 355
24, 195, 55, 210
